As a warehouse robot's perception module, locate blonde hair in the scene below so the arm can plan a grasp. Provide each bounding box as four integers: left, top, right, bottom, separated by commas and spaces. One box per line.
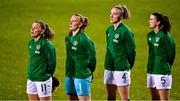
73, 14, 88, 31
113, 5, 131, 19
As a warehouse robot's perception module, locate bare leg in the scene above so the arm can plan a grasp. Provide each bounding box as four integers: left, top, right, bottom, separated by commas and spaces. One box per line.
159, 89, 169, 101
39, 96, 51, 101
149, 88, 160, 100
67, 95, 79, 101
105, 84, 117, 101
28, 94, 39, 101
117, 86, 129, 101
78, 96, 90, 101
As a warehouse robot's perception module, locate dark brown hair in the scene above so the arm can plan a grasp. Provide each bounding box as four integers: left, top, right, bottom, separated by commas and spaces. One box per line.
152, 12, 171, 34
34, 20, 55, 40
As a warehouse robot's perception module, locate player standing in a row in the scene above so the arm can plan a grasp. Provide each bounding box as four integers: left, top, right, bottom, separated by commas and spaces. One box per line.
104, 5, 136, 100
65, 14, 96, 101
27, 20, 56, 101
147, 12, 176, 100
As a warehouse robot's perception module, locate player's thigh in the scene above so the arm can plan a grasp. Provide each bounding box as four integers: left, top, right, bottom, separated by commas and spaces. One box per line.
39, 96, 52, 101
105, 84, 117, 97
27, 94, 39, 100
65, 77, 77, 95
158, 89, 169, 100
117, 85, 129, 99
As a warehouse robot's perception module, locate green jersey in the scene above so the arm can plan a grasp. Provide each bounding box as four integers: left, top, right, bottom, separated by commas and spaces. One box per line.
28, 36, 56, 81
147, 31, 176, 74
105, 23, 136, 71
65, 31, 96, 79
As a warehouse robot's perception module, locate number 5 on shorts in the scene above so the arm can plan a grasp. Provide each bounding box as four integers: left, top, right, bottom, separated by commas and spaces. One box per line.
161, 77, 166, 85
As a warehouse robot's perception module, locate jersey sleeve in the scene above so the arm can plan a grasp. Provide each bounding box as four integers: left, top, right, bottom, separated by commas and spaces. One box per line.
88, 41, 97, 73
83, 36, 97, 73
45, 41, 56, 75
146, 33, 155, 73
165, 35, 176, 66
104, 29, 114, 69
65, 36, 74, 75
124, 30, 136, 69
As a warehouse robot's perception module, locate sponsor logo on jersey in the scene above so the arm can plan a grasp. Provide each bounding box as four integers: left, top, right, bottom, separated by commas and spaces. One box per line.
154, 43, 159, 47
72, 46, 77, 51
113, 39, 118, 43
154, 37, 160, 47
35, 44, 41, 54
113, 33, 119, 43
35, 50, 40, 54
72, 41, 78, 51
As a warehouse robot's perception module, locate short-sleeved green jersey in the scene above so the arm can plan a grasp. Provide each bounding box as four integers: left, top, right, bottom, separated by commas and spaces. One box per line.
65, 31, 96, 79
28, 36, 56, 81
147, 31, 176, 74
105, 23, 136, 71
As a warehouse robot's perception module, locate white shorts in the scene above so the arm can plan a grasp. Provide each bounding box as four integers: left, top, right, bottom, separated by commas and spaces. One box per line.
147, 74, 172, 89
104, 69, 131, 86
27, 77, 52, 97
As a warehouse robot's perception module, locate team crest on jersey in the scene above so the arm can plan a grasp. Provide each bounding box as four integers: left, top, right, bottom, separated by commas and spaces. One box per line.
36, 44, 41, 50
73, 41, 78, 46
114, 33, 119, 39
35, 44, 41, 54
155, 37, 160, 42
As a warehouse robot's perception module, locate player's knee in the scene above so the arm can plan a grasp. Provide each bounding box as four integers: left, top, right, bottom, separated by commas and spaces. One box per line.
121, 95, 128, 101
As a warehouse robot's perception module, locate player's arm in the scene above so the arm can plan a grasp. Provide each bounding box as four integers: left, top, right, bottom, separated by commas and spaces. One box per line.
45, 41, 56, 75
124, 31, 136, 69
83, 36, 96, 73
165, 35, 176, 66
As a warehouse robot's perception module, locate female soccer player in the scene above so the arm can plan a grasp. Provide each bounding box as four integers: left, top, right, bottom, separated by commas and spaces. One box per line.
104, 5, 136, 100
147, 12, 176, 100
65, 14, 96, 101
27, 20, 56, 101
